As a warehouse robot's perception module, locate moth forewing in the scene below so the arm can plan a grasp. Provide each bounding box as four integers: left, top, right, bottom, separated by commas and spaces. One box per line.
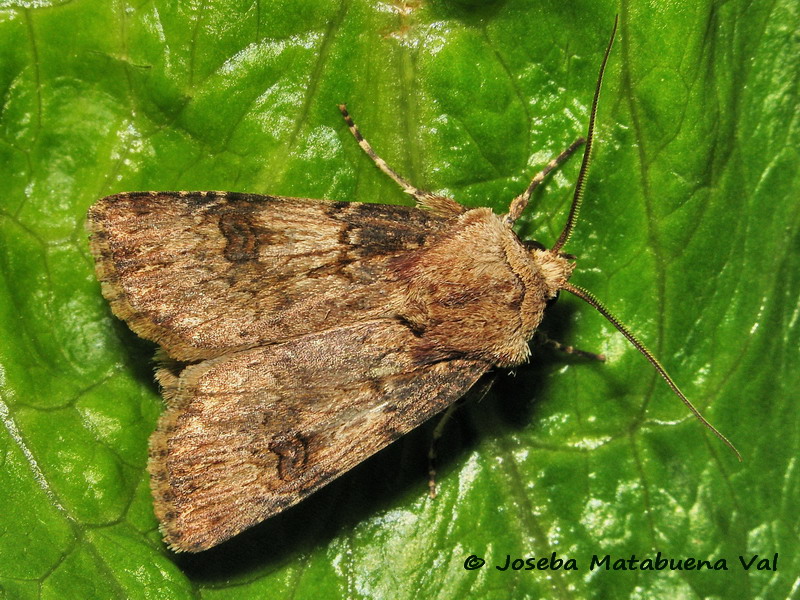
147, 321, 490, 552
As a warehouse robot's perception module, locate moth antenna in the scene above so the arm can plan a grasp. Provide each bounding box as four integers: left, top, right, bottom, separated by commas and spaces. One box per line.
562, 282, 742, 462
551, 15, 618, 254
338, 104, 419, 196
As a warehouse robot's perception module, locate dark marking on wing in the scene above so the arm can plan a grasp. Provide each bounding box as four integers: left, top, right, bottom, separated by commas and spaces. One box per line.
268, 430, 309, 481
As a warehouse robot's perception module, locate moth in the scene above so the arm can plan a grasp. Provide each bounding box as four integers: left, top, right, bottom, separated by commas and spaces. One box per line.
87, 19, 738, 553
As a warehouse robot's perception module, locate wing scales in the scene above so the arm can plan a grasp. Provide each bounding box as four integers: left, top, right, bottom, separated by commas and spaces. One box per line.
88, 192, 450, 360
149, 319, 490, 552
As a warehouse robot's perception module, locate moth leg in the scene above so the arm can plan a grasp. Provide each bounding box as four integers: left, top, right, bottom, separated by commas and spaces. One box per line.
534, 331, 605, 362
338, 104, 464, 216
505, 138, 586, 225
427, 374, 497, 498
427, 401, 461, 499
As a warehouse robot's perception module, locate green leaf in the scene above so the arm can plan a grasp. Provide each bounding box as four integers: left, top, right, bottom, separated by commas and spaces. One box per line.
0, 0, 797, 598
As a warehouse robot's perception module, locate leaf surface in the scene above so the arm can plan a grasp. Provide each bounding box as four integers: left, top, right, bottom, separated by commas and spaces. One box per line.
0, 1, 797, 598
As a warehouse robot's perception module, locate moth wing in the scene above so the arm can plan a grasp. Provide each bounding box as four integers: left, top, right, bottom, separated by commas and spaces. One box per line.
149, 319, 490, 552
88, 192, 450, 361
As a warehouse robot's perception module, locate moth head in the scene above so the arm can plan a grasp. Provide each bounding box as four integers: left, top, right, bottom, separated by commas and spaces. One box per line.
521, 239, 576, 300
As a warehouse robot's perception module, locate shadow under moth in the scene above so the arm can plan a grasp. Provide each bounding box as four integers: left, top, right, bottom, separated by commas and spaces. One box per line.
87, 20, 739, 553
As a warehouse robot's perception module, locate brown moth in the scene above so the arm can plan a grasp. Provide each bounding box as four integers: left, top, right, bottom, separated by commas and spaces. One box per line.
87, 19, 738, 553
